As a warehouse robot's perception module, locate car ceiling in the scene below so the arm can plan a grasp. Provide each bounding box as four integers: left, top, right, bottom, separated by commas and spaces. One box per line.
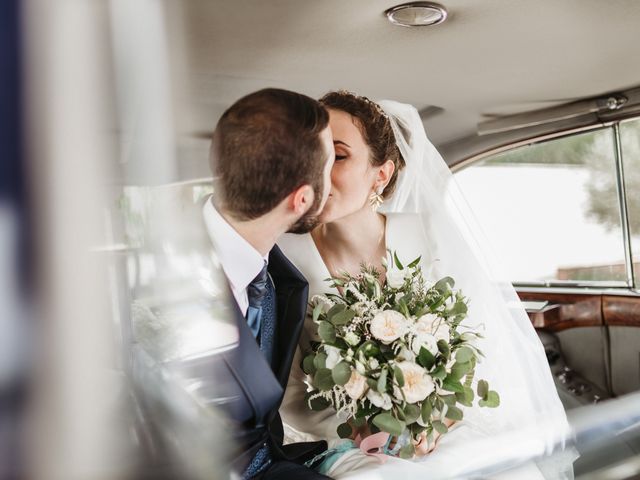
160, 0, 640, 178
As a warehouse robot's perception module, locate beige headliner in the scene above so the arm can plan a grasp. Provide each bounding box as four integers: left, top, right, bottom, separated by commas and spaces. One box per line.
174, 0, 640, 165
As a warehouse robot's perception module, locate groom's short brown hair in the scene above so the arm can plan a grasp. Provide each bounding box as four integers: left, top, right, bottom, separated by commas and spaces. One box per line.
210, 88, 330, 220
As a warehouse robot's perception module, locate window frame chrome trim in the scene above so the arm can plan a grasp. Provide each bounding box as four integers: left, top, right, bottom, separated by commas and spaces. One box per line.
612, 123, 636, 289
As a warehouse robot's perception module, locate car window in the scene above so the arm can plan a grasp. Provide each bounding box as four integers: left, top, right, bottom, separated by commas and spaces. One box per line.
454, 128, 630, 286
620, 118, 640, 288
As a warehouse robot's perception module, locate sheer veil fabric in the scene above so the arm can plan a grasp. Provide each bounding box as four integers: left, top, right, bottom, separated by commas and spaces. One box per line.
377, 100, 575, 477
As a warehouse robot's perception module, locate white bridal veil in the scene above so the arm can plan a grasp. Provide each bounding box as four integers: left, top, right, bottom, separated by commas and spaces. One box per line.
377, 100, 575, 477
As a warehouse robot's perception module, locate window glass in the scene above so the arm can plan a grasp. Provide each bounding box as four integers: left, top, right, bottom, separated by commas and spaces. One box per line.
454, 129, 628, 285
620, 119, 640, 288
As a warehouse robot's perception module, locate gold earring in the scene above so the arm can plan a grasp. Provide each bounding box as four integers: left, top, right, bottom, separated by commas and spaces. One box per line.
369, 187, 384, 211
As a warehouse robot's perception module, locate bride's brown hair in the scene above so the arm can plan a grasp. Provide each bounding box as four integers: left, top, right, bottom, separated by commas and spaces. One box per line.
320, 90, 406, 199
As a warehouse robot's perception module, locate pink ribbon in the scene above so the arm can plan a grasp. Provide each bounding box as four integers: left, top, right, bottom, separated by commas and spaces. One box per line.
354, 432, 390, 464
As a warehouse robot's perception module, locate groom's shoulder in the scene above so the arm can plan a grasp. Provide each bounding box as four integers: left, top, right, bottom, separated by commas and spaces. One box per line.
268, 242, 307, 285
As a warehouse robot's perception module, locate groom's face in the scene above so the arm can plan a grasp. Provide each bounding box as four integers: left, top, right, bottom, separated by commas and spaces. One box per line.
288, 126, 334, 233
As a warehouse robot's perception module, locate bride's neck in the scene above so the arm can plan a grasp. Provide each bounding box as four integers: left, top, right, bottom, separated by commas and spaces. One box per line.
313, 208, 386, 273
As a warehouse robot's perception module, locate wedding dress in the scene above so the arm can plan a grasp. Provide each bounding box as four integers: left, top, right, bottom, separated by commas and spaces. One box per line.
277, 100, 575, 479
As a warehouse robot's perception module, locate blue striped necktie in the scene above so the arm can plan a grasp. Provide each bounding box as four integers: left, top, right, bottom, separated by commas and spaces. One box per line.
242, 262, 277, 478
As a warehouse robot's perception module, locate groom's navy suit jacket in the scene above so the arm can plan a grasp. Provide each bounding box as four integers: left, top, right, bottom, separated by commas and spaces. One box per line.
223, 245, 327, 473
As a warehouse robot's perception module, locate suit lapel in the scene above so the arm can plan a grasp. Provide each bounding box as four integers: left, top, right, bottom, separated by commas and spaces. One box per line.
268, 245, 309, 388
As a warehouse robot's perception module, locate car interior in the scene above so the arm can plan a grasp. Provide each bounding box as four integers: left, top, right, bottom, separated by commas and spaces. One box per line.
3, 0, 640, 478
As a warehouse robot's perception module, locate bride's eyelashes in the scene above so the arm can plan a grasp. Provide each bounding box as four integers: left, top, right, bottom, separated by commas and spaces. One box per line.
335, 154, 347, 161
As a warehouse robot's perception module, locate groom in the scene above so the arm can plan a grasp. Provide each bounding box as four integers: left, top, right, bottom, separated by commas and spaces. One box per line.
205, 88, 334, 479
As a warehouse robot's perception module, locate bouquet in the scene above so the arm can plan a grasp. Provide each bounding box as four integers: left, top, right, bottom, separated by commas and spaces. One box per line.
303, 252, 500, 459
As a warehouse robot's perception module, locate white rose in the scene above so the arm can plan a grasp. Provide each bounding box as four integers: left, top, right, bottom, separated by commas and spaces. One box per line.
344, 370, 368, 400
366, 389, 393, 410
345, 331, 360, 346
324, 345, 342, 369
370, 310, 408, 344
415, 314, 450, 342
396, 361, 435, 404
398, 346, 416, 362
311, 294, 333, 314
412, 332, 438, 356
386, 270, 406, 289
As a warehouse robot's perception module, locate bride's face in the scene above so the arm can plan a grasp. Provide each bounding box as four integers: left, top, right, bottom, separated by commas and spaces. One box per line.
319, 109, 379, 223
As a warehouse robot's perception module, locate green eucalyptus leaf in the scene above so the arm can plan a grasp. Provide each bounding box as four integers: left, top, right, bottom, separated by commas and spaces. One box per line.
437, 340, 451, 358
444, 405, 463, 421
332, 362, 352, 386
331, 309, 356, 326
327, 303, 346, 320
366, 378, 378, 390
479, 390, 500, 408
318, 321, 336, 343
421, 400, 433, 423
302, 354, 317, 375
337, 422, 353, 439
440, 394, 457, 406
455, 347, 474, 363
477, 379, 489, 399
418, 347, 436, 370
372, 413, 405, 437
449, 361, 471, 381
377, 368, 388, 393
455, 386, 474, 407
432, 420, 449, 434
431, 365, 447, 380
442, 377, 465, 393
403, 404, 421, 424
393, 365, 405, 388
314, 352, 327, 370
399, 443, 416, 459
434, 277, 455, 294
314, 368, 335, 391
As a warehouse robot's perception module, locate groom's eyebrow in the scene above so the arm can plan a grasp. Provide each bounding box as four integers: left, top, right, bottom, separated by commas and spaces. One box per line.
334, 140, 351, 148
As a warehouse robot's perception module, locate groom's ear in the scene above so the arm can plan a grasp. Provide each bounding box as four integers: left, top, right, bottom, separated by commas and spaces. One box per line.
289, 184, 314, 215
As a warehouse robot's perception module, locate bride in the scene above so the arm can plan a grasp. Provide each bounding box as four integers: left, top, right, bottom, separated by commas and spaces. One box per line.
278, 91, 575, 479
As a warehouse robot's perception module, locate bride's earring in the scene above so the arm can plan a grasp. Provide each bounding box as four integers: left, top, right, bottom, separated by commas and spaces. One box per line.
368, 186, 384, 211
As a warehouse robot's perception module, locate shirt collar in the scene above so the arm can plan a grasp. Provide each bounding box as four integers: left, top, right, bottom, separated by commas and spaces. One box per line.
202, 198, 267, 293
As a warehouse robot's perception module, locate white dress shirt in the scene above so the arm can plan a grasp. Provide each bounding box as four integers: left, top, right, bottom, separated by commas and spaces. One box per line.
202, 198, 268, 316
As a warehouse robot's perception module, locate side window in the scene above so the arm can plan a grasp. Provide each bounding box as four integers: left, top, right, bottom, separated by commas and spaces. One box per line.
454, 128, 629, 286
620, 119, 640, 285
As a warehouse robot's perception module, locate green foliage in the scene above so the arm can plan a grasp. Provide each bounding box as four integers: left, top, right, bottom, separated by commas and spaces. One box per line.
337, 422, 353, 439
332, 362, 351, 386
393, 365, 405, 387
377, 367, 388, 393
372, 413, 405, 436
302, 354, 316, 375
318, 321, 336, 343
399, 443, 416, 459
331, 309, 356, 326
432, 420, 448, 434
445, 405, 463, 421
403, 404, 421, 424
418, 347, 436, 370
313, 368, 335, 391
